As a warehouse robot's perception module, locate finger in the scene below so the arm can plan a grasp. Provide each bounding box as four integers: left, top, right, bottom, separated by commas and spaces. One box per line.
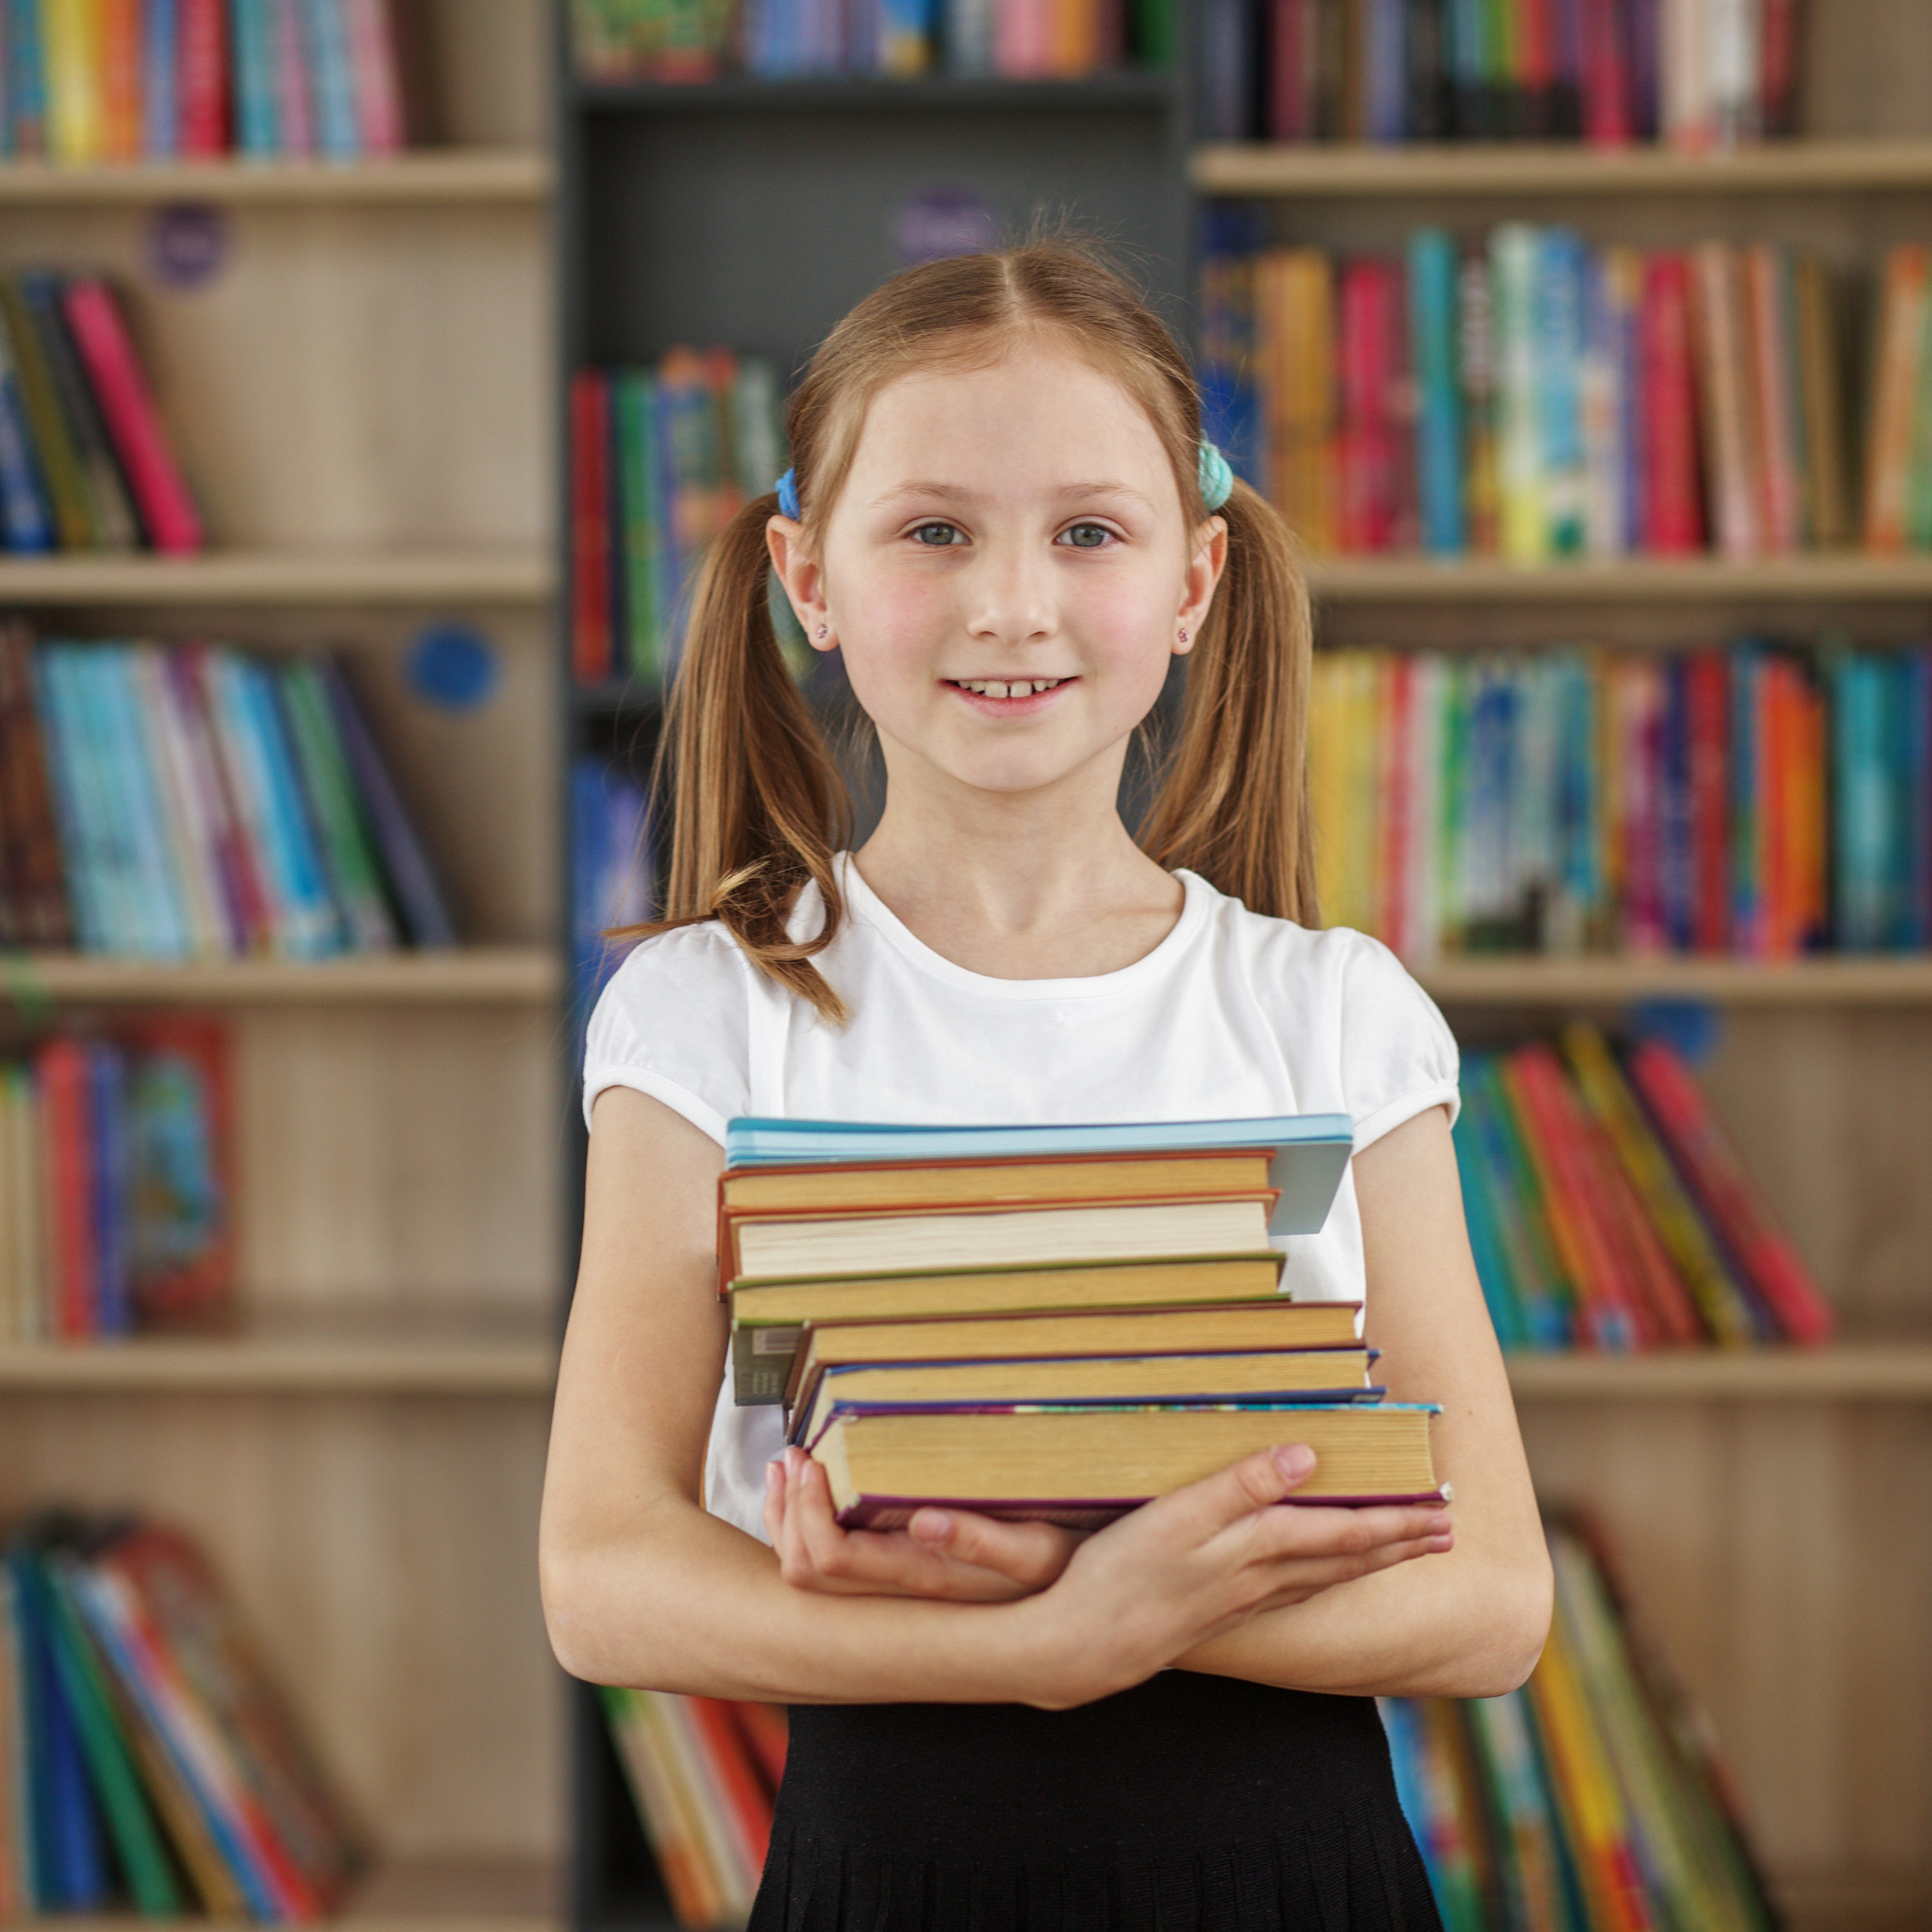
1145, 1444, 1320, 1539
1250, 1529, 1457, 1611
790, 1454, 858, 1578
911, 1510, 1080, 1591
760, 1458, 785, 1548
1241, 1500, 1452, 1566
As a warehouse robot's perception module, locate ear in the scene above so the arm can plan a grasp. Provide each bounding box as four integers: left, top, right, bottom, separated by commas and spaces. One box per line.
1174, 514, 1228, 658
767, 517, 837, 651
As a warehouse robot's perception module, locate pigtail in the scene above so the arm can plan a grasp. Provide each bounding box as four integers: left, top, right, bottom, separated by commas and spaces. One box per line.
638, 491, 854, 1024
1137, 476, 1320, 926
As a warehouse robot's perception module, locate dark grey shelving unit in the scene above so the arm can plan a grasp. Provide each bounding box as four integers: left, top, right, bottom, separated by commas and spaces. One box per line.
557, 14, 1197, 1921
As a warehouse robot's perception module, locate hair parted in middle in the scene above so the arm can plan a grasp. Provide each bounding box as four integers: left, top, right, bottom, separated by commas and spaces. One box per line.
638, 239, 1318, 1023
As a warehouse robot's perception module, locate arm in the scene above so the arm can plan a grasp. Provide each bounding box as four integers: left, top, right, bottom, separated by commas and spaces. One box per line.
1170, 1105, 1553, 1699
539, 1087, 1454, 1707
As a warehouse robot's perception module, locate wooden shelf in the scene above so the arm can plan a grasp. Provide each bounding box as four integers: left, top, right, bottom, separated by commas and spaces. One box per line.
575, 72, 1175, 112
0, 549, 556, 607
0, 1324, 558, 1394
1303, 553, 1932, 602
1192, 134, 1932, 198
1507, 1341, 1932, 1400
1415, 954, 1932, 1005
0, 946, 561, 1006
0, 149, 554, 204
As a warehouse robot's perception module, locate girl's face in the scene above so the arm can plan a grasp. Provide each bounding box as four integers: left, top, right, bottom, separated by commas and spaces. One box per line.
773, 340, 1224, 807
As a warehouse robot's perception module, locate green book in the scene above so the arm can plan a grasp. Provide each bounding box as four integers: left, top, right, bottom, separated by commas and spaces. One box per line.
32, 1553, 182, 1916
616, 372, 664, 684
1906, 280, 1932, 547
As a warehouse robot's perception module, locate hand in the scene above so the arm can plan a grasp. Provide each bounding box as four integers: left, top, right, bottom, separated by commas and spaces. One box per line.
764, 1448, 1083, 1603
1024, 1443, 1453, 1707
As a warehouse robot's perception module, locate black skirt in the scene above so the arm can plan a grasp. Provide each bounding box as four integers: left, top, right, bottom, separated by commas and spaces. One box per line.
748, 1670, 1444, 1932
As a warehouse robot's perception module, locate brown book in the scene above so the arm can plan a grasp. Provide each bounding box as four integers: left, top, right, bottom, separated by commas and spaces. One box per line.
791, 1346, 1377, 1450
1689, 243, 1762, 558
786, 1297, 1365, 1411
813, 1403, 1444, 1528
1792, 256, 1850, 549
1862, 244, 1927, 552
0, 624, 73, 947
730, 1256, 1288, 1404
722, 1192, 1279, 1294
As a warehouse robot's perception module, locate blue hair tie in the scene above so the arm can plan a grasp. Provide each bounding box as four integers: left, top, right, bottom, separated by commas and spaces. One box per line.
1197, 441, 1234, 513
775, 467, 800, 520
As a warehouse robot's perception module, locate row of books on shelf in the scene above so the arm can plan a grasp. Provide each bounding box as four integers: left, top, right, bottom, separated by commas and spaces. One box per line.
0, 1514, 361, 1924
0, 0, 408, 163
601, 1690, 787, 1927
570, 0, 1174, 81
1453, 1024, 1831, 1352
572, 757, 652, 1012
1202, 220, 1872, 562
1308, 641, 1928, 961
0, 271, 201, 557
720, 1111, 1449, 1519
1385, 1521, 1776, 1932
571, 350, 801, 688
1198, 0, 1802, 148
0, 1021, 233, 1345
0, 628, 455, 958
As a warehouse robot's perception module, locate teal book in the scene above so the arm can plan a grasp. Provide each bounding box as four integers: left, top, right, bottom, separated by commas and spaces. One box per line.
1409, 228, 1465, 556
101, 647, 193, 959
1451, 1072, 1528, 1349
615, 372, 665, 683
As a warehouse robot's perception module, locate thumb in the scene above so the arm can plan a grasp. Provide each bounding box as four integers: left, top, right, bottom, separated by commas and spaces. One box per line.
1182, 1443, 1318, 1533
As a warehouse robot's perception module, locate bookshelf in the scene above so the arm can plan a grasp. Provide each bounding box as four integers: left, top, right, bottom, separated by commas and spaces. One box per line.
0, 0, 565, 1924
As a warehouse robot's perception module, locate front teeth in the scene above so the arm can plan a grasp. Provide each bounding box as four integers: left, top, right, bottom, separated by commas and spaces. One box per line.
955, 677, 1062, 697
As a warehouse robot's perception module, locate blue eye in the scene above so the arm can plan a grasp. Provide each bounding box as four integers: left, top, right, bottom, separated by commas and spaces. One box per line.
1059, 523, 1112, 549
911, 522, 962, 546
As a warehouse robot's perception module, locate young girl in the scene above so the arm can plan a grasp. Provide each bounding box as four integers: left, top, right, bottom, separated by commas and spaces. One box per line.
541, 243, 1551, 1931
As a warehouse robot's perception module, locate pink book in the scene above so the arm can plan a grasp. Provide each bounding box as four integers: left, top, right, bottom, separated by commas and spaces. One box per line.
343, 0, 405, 152
1269, 0, 1310, 140
994, 0, 1053, 75
59, 278, 206, 555
272, 0, 314, 155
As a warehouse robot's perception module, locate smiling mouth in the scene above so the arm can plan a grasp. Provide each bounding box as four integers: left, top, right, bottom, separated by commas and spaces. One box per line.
944, 676, 1074, 698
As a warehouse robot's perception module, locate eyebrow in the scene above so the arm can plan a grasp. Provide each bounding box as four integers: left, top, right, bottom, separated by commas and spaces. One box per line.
869, 480, 1157, 510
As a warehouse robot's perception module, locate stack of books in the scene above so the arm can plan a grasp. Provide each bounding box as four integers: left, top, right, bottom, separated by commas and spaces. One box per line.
0, 1514, 364, 1922
1456, 1024, 1833, 1351
569, 0, 1175, 82
1307, 640, 1932, 963
722, 1113, 1448, 1525
1384, 1521, 1778, 1931
569, 350, 795, 688
0, 1020, 233, 1343
0, 0, 408, 163
601, 1690, 786, 1928
1202, 220, 1856, 562
0, 626, 455, 958
0, 271, 202, 556
1197, 0, 1802, 147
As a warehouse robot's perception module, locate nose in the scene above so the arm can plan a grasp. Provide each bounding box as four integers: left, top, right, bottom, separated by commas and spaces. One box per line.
965, 536, 1058, 650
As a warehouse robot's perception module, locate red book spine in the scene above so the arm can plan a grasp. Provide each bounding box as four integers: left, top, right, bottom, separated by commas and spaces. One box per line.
1625, 1040, 1835, 1343
343, 0, 406, 151
571, 371, 613, 685
179, 0, 230, 155
1640, 254, 1705, 553
1579, 0, 1631, 143
727, 1702, 788, 1792
1268, 0, 1308, 140
60, 278, 206, 554
37, 1037, 97, 1339
1757, 0, 1801, 135
1686, 649, 1728, 954
1764, 658, 1801, 958
685, 1696, 774, 1879
1519, 0, 1555, 123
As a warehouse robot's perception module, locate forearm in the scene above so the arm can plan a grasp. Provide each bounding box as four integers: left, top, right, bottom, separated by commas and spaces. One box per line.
1174, 1531, 1551, 1700
541, 1498, 1065, 1706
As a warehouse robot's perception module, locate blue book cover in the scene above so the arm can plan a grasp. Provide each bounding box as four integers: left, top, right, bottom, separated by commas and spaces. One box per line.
571, 756, 611, 1014
300, 0, 359, 156
90, 1043, 133, 1335
1193, 0, 1257, 140
1407, 228, 1465, 556
943, 0, 991, 72
1197, 204, 1265, 487
724, 1113, 1355, 1239
1730, 643, 1762, 954
1900, 650, 1931, 949
1533, 227, 1587, 557
64, 649, 150, 954
228, 0, 279, 154
7, 0, 45, 155
237, 657, 343, 957
876, 0, 935, 74
0, 314, 54, 549
1451, 1073, 1527, 1349
143, 0, 179, 154
1830, 650, 1887, 951
103, 646, 194, 959
1366, 0, 1406, 140
29, 649, 110, 950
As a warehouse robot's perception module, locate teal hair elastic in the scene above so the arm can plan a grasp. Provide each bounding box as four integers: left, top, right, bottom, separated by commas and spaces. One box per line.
1197, 441, 1234, 512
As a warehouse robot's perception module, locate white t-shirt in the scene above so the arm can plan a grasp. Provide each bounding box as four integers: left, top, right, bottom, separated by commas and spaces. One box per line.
582, 853, 1460, 1542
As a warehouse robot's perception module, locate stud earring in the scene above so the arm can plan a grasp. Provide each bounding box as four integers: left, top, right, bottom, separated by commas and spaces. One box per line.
816, 625, 828, 641
1178, 626, 1190, 643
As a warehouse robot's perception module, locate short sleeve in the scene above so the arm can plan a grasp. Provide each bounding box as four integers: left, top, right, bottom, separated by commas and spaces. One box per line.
581, 924, 754, 1145
1339, 934, 1460, 1152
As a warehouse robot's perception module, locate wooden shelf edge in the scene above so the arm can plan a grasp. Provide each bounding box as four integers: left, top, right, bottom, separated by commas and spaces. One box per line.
0, 1333, 559, 1394
1415, 956, 1932, 1005
1303, 554, 1932, 602
0, 549, 556, 606
0, 945, 562, 1005
1507, 1341, 1932, 1400
1192, 134, 1932, 197
574, 71, 1176, 111
0, 149, 554, 204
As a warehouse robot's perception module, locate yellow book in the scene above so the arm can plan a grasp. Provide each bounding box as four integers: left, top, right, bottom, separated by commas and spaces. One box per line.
43, 0, 107, 163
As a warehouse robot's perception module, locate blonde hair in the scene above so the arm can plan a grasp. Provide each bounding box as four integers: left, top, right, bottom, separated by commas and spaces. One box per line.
640, 242, 1317, 1021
